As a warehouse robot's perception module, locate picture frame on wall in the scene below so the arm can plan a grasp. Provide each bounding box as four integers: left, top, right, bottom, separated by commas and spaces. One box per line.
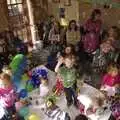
52, 0, 60, 3
64, 0, 71, 6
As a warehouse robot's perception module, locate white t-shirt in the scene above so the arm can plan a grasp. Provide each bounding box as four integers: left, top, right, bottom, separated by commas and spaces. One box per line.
0, 80, 4, 89
39, 84, 49, 97
100, 85, 116, 96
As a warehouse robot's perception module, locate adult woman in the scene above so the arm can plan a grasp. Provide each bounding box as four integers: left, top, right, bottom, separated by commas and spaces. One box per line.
66, 20, 80, 45
82, 9, 102, 54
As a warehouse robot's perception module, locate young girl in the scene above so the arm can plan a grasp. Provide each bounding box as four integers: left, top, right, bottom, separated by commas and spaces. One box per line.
0, 73, 16, 119
55, 55, 80, 108
66, 20, 80, 45
101, 64, 120, 96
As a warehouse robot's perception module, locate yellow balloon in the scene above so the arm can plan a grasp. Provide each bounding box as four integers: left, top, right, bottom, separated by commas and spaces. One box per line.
28, 114, 40, 120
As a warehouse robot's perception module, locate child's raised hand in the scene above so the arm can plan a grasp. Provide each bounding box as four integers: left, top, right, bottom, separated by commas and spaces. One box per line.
58, 57, 64, 65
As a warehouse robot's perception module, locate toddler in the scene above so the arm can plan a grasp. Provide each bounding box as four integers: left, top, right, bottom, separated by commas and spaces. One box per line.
0, 73, 16, 119
101, 64, 120, 96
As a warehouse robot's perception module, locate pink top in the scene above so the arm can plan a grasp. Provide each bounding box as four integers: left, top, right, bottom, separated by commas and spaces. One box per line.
0, 86, 16, 108
102, 74, 120, 87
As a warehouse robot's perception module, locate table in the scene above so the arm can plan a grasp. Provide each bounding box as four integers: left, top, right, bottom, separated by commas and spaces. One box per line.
77, 84, 111, 120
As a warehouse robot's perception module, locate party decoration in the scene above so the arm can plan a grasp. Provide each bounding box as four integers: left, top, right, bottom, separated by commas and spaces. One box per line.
19, 89, 28, 98
22, 74, 30, 81
26, 80, 34, 92
10, 54, 28, 91
9, 54, 24, 72
28, 114, 39, 120
18, 106, 29, 117
31, 67, 48, 88
15, 102, 24, 112
46, 94, 57, 104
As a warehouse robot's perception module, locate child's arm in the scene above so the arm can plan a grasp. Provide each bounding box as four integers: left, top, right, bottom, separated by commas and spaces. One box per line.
55, 57, 64, 73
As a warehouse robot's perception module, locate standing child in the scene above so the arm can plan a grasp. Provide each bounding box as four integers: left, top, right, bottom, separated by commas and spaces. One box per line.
54, 44, 76, 95
55, 55, 80, 107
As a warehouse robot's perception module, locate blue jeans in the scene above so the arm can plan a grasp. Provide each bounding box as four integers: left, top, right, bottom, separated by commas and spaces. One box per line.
64, 85, 78, 105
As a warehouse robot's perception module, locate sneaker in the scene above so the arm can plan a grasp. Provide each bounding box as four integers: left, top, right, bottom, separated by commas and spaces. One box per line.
67, 102, 72, 107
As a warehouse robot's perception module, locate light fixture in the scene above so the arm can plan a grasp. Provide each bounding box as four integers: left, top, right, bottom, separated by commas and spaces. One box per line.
60, 18, 68, 26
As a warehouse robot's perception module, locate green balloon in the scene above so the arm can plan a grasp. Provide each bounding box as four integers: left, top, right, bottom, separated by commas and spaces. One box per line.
9, 54, 24, 72
22, 74, 29, 81
19, 106, 29, 117
26, 83, 34, 92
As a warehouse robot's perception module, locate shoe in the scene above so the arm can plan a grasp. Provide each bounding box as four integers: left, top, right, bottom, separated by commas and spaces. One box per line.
74, 102, 79, 109
67, 102, 72, 107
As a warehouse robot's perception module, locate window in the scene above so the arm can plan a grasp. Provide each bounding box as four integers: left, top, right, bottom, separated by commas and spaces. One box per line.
7, 0, 23, 16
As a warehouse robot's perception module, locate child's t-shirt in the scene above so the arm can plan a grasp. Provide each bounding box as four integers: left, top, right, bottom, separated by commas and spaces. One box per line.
101, 74, 120, 96
58, 66, 78, 88
102, 74, 120, 87
39, 84, 49, 97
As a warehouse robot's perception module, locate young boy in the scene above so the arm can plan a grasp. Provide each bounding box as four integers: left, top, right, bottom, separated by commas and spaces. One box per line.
55, 55, 79, 107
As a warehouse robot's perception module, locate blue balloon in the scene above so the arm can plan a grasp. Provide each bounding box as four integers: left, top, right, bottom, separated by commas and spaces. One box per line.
31, 79, 40, 88
19, 89, 28, 98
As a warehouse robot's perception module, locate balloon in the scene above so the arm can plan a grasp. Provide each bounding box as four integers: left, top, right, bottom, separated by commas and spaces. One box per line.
31, 79, 40, 88
26, 80, 34, 92
22, 74, 30, 81
28, 114, 39, 120
18, 106, 29, 117
9, 54, 24, 72
19, 89, 28, 98
15, 102, 23, 112
32, 68, 48, 80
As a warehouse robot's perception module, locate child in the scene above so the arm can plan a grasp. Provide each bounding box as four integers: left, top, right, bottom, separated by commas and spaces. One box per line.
0, 73, 16, 119
101, 64, 120, 96
39, 78, 49, 98
54, 44, 76, 95
57, 44, 75, 59
55, 55, 80, 108
86, 96, 107, 116
41, 98, 71, 120
92, 39, 114, 73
